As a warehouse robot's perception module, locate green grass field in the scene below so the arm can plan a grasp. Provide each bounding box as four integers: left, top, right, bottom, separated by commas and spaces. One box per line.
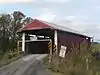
92, 43, 100, 52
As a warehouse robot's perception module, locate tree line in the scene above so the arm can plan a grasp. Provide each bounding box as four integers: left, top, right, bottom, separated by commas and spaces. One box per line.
0, 11, 33, 53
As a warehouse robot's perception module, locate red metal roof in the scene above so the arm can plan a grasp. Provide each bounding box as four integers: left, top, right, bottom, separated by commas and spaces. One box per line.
19, 19, 54, 32
18, 19, 91, 38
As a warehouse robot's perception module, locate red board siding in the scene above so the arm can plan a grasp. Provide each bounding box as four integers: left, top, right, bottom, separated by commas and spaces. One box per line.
57, 30, 91, 53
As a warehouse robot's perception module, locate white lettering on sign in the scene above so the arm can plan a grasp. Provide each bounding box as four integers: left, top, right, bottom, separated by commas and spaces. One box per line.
59, 45, 67, 58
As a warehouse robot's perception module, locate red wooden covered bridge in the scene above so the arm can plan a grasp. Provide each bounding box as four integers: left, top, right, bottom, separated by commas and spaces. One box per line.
18, 19, 92, 55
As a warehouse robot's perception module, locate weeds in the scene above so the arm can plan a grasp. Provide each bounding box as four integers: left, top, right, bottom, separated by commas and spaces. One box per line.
44, 42, 100, 75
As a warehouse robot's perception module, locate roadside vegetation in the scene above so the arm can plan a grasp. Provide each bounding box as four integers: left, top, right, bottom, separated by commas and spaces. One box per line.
0, 11, 33, 67
43, 43, 100, 75
0, 50, 24, 67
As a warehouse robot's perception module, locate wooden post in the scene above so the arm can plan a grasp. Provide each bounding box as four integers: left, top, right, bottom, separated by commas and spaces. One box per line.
49, 39, 52, 62
17, 41, 20, 55
22, 33, 25, 52
54, 30, 58, 54
86, 58, 89, 70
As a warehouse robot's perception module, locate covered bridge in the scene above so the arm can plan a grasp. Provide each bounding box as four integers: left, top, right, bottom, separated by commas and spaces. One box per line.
18, 19, 92, 55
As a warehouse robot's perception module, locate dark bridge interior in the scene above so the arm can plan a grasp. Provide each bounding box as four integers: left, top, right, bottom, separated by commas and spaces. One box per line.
25, 41, 49, 54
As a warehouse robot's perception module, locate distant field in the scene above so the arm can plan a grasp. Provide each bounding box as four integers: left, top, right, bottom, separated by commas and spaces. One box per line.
92, 43, 100, 51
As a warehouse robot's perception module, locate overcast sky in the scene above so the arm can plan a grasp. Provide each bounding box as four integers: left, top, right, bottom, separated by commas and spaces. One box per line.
0, 0, 100, 42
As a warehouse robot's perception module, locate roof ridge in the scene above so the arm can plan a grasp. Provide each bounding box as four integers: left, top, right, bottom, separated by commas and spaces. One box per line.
38, 19, 81, 32
18, 18, 91, 38
37, 19, 89, 37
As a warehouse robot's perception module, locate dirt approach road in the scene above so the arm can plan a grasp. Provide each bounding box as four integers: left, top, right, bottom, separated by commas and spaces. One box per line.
0, 54, 51, 75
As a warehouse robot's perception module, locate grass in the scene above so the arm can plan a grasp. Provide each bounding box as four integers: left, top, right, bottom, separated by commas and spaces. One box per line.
52, 72, 63, 75
43, 43, 100, 75
43, 56, 97, 75
92, 43, 100, 52
0, 51, 24, 67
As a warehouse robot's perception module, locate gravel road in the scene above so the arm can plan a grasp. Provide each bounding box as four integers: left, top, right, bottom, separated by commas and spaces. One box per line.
0, 54, 51, 75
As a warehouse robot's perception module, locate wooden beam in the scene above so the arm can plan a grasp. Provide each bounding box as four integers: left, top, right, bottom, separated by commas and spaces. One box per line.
54, 30, 58, 54
22, 33, 25, 52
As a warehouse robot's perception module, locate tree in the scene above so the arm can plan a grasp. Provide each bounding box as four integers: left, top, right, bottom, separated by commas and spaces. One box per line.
0, 11, 33, 53
9, 11, 26, 51
0, 14, 12, 52
23, 17, 33, 25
